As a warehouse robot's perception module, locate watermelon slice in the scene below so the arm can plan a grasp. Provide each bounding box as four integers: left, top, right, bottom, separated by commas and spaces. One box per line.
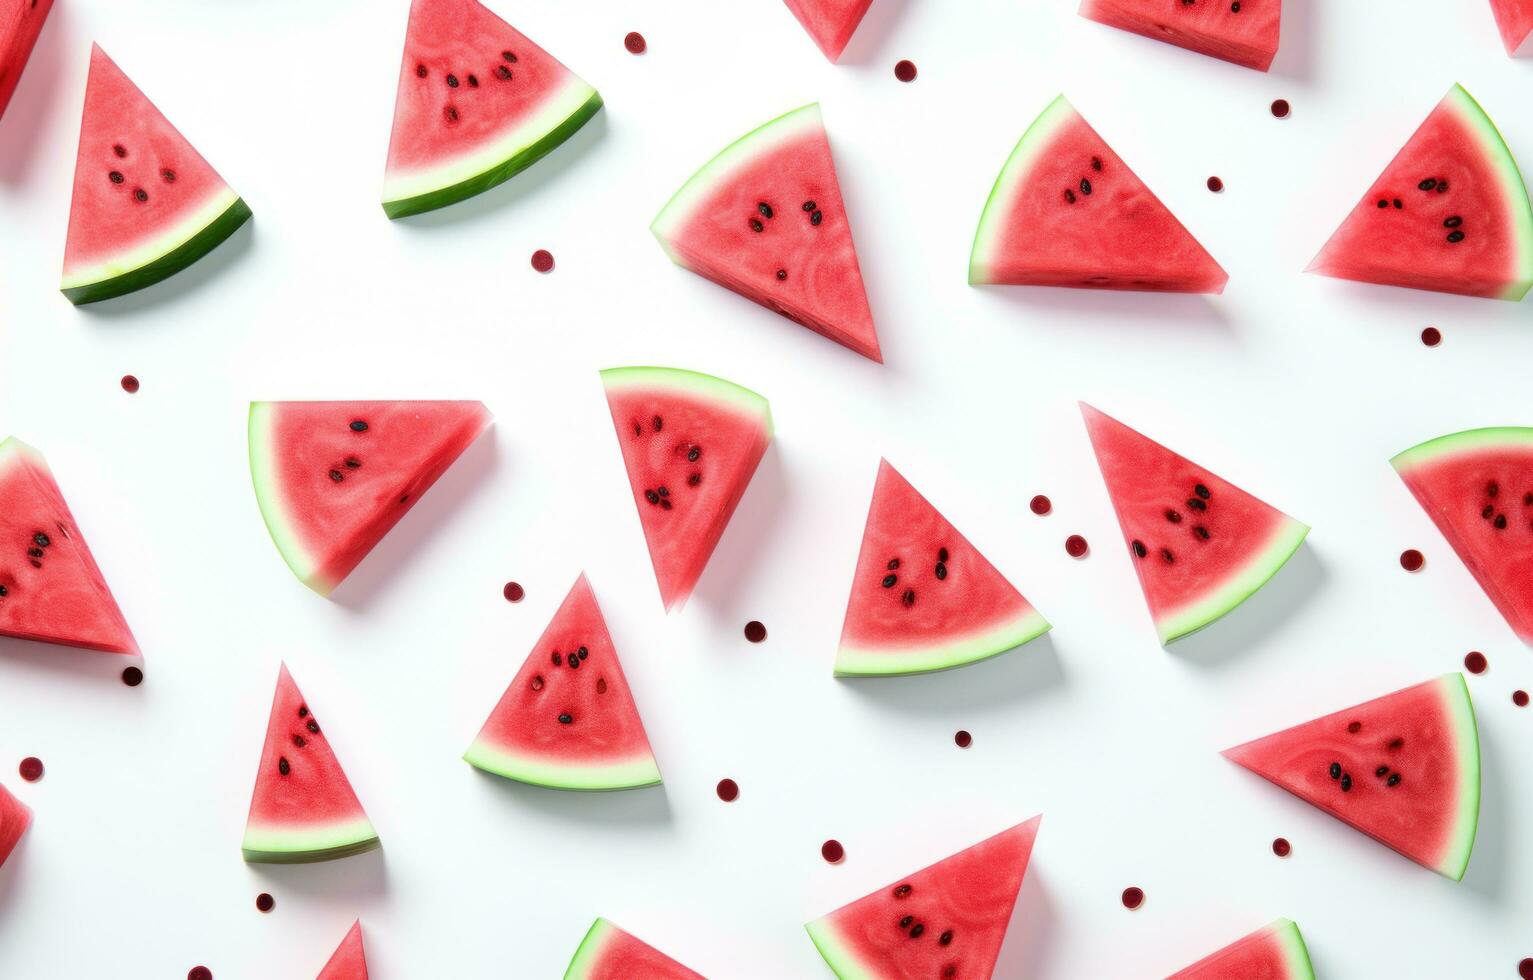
970, 95, 1227, 293
248, 400, 492, 596
382, 0, 602, 218
465, 575, 661, 791
651, 104, 882, 362
0, 437, 138, 655
601, 367, 772, 611
1166, 919, 1314, 980
563, 918, 704, 980
1078, 0, 1281, 71
1489, 0, 1533, 55
806, 816, 1040, 979
1224, 674, 1480, 880
782, 0, 874, 62
0, 0, 53, 121
316, 920, 368, 980
1390, 427, 1533, 644
61, 45, 252, 305
1081, 404, 1309, 644
243, 664, 379, 864
1308, 84, 1533, 301
0, 782, 30, 871
836, 460, 1051, 676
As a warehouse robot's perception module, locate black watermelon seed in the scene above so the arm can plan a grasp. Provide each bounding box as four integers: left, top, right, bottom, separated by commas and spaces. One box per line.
568, 656, 579, 670
497, 65, 514, 81
467, 74, 478, 87
1387, 773, 1401, 786
26, 548, 42, 558
1524, 492, 1532, 506
653, 415, 663, 432
901, 589, 916, 607
1444, 216, 1462, 228
1165, 509, 1182, 523
645, 490, 660, 505
894, 884, 912, 897
1064, 189, 1077, 204
938, 547, 949, 562
1091, 156, 1102, 172
657, 486, 670, 497
1376, 766, 1389, 777
1392, 199, 1403, 209
345, 458, 360, 469
1418, 178, 1437, 191
350, 420, 368, 431
33, 533, 49, 547
0, 586, 7, 597
909, 924, 925, 939
415, 64, 428, 77
811, 210, 823, 226
1447, 230, 1465, 243
502, 50, 517, 62
1388, 737, 1403, 750
1495, 514, 1508, 529
1187, 498, 1206, 511
888, 558, 901, 570
1487, 481, 1500, 497
939, 931, 953, 946
749, 218, 764, 232
802, 200, 817, 212
329, 470, 344, 482
1483, 504, 1496, 519
1194, 525, 1210, 540
882, 575, 898, 588
1195, 483, 1210, 499
1347, 720, 1361, 732
293, 735, 306, 748
446, 73, 459, 87
1230, 0, 1240, 9
1161, 548, 1174, 563
1330, 762, 1342, 779
687, 446, 701, 462
776, 269, 787, 280
306, 721, 319, 734
899, 915, 914, 928
552, 652, 562, 666
445, 106, 459, 123
1340, 773, 1352, 792
1080, 178, 1092, 195
278, 757, 290, 776
109, 171, 124, 183
558, 713, 572, 724
113, 143, 127, 158
134, 188, 148, 202
161, 168, 176, 183
1376, 199, 1388, 209
298, 707, 308, 717
758, 202, 773, 218
687, 473, 701, 486
934, 562, 948, 580
659, 499, 672, 510
1132, 540, 1147, 558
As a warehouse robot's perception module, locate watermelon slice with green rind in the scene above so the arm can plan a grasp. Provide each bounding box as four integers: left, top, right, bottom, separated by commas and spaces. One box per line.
563, 918, 704, 980
782, 0, 874, 62
1490, 0, 1533, 55
1308, 84, 1533, 300
382, 0, 602, 218
243, 664, 379, 864
1224, 674, 1480, 880
806, 816, 1040, 979
1166, 918, 1314, 980
316, 920, 368, 980
602, 367, 772, 611
970, 95, 1227, 293
1078, 0, 1281, 71
1081, 404, 1309, 644
836, 460, 1050, 676
0, 782, 30, 871
0, 0, 53, 121
1390, 426, 1533, 644
465, 575, 661, 791
61, 45, 252, 305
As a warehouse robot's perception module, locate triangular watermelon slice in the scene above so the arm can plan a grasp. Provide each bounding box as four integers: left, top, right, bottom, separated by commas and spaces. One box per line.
1390, 427, 1533, 644
1166, 919, 1314, 980
1078, 0, 1281, 71
316, 920, 368, 980
0, 782, 31, 871
1308, 84, 1533, 300
806, 816, 1040, 979
465, 575, 660, 790
1490, 0, 1533, 55
564, 918, 704, 980
970, 95, 1227, 293
836, 460, 1050, 676
1081, 404, 1309, 645
248, 400, 492, 596
782, 0, 874, 62
243, 664, 379, 864
382, 0, 603, 218
1224, 674, 1480, 880
61, 45, 252, 305
0, 437, 138, 655
601, 367, 772, 611
651, 104, 882, 362
0, 0, 53, 121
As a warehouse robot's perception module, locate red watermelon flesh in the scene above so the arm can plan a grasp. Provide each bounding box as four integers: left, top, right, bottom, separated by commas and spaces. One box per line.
970, 95, 1227, 293
806, 816, 1040, 979
243, 664, 379, 864
1078, 0, 1280, 71
464, 574, 661, 791
1223, 674, 1480, 880
564, 918, 705, 980
651, 104, 882, 362
0, 782, 30, 870
1308, 84, 1533, 300
0, 0, 53, 120
836, 459, 1050, 676
1490, 0, 1533, 55
248, 401, 492, 596
1391, 427, 1533, 645
1166, 918, 1314, 980
0, 438, 138, 655
602, 367, 772, 611
1081, 405, 1308, 645
316, 920, 368, 980
782, 0, 874, 62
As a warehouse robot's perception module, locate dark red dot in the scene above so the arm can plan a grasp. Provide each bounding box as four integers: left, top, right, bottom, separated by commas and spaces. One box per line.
503, 581, 525, 603
1519, 956, 1533, 979
1121, 886, 1144, 909
1065, 534, 1089, 558
624, 31, 646, 54
18, 757, 43, 782
1399, 549, 1424, 572
120, 375, 140, 393
744, 620, 767, 643
188, 969, 212, 980
1272, 837, 1291, 857
1464, 651, 1487, 674
255, 892, 274, 913
1421, 326, 1442, 347
1029, 494, 1052, 515
530, 249, 554, 273
893, 59, 917, 82
122, 666, 144, 686
1515, 690, 1529, 708
954, 730, 972, 748
821, 839, 844, 863
1206, 176, 1224, 193
1270, 99, 1290, 118
716, 778, 739, 802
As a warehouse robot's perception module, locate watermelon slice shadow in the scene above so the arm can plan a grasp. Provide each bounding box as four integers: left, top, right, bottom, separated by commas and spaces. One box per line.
69, 217, 253, 316
0, 0, 65, 185
248, 844, 388, 899
0, 634, 144, 682
991, 865, 1057, 978
683, 444, 783, 613
1165, 543, 1325, 665
973, 280, 1233, 335
837, 630, 1064, 706
1460, 724, 1510, 899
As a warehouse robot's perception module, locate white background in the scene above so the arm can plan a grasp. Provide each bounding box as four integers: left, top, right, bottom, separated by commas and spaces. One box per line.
1, 0, 1532, 976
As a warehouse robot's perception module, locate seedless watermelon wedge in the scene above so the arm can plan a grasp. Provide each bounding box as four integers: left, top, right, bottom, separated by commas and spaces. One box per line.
602, 367, 772, 611
782, 0, 874, 62
0, 0, 53, 120
1078, 0, 1281, 71
1308, 85, 1533, 300
564, 918, 704, 980
1490, 0, 1533, 55
1082, 405, 1308, 644
836, 460, 1050, 676
652, 104, 882, 362
1224, 674, 1480, 880
0, 438, 138, 655
243, 664, 379, 864
249, 401, 491, 596
62, 45, 252, 305
465, 575, 661, 791
806, 816, 1040, 979
1390, 427, 1533, 644
316, 920, 368, 980
0, 782, 30, 871
1166, 919, 1314, 980
382, 0, 602, 218
971, 95, 1227, 293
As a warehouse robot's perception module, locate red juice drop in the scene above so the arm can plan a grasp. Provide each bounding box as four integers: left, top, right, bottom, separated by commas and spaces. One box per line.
120, 375, 140, 393
255, 892, 274, 913
503, 581, 525, 603
1271, 837, 1291, 857
821, 839, 845, 863
1464, 651, 1487, 674
1029, 494, 1051, 515
530, 249, 554, 273
18, 757, 43, 782
1065, 534, 1089, 558
716, 778, 739, 802
1270, 99, 1290, 118
122, 666, 144, 686
624, 31, 646, 54
1206, 176, 1224, 193
1519, 957, 1533, 979
1399, 549, 1424, 572
893, 60, 917, 82
1514, 690, 1529, 708
954, 730, 972, 748
1421, 326, 1442, 347
744, 621, 767, 643
1121, 886, 1144, 909
188, 969, 213, 980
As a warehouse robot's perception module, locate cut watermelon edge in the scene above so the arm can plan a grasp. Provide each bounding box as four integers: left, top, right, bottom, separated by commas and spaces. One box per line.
969, 94, 1075, 284
241, 817, 380, 865
247, 402, 331, 595
804, 917, 879, 980
1270, 918, 1317, 979
834, 607, 1052, 676
464, 739, 662, 791
563, 917, 622, 977
1156, 516, 1310, 644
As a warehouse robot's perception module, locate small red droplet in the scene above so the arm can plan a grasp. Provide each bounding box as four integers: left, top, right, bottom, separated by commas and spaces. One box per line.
120, 375, 140, 393
1270, 99, 1290, 118
1514, 690, 1529, 708
1121, 886, 1144, 909
1272, 837, 1291, 857
1029, 495, 1052, 515
744, 620, 767, 643
1519, 956, 1533, 980
624, 31, 646, 54
1421, 326, 1441, 347
1206, 176, 1224, 193
954, 730, 972, 748
530, 249, 554, 273
893, 59, 917, 82
188, 968, 212, 980
122, 666, 144, 686
18, 757, 43, 782
255, 892, 274, 913
821, 839, 845, 863
1065, 534, 1089, 558
716, 778, 739, 802
1399, 549, 1424, 572
1464, 651, 1487, 674
503, 581, 525, 602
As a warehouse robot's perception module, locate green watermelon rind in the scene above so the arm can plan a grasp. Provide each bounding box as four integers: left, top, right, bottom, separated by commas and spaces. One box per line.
382, 77, 602, 219
1270, 918, 1317, 979
1434, 672, 1481, 881
1440, 85, 1533, 300
562, 918, 619, 979
968, 94, 1075, 284
804, 916, 878, 980
1389, 425, 1533, 472
834, 607, 1052, 676
241, 817, 380, 865
599, 366, 774, 435
60, 191, 251, 305
1156, 516, 1311, 645
247, 402, 330, 595
463, 739, 662, 791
